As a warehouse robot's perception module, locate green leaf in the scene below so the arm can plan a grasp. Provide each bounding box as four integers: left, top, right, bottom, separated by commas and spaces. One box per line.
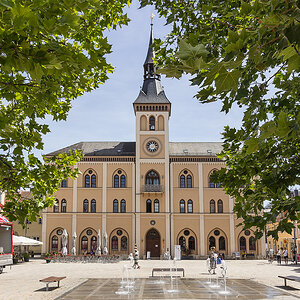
245, 138, 259, 154
279, 46, 298, 61
177, 39, 209, 60
215, 67, 241, 92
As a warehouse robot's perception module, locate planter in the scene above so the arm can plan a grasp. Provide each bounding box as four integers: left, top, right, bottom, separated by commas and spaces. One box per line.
24, 257, 29, 262
45, 259, 51, 263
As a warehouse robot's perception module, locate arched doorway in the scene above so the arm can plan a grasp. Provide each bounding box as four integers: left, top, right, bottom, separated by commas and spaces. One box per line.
146, 228, 160, 258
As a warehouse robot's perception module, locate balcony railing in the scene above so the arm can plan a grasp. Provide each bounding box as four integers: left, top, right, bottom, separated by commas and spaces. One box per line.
142, 184, 163, 193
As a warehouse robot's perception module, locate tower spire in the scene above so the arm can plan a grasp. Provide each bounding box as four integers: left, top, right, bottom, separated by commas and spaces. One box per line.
143, 18, 160, 80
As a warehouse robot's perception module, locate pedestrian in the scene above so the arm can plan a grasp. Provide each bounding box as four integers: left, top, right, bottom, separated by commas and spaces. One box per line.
269, 248, 274, 263
209, 246, 217, 274
277, 248, 282, 264
133, 244, 140, 269
283, 248, 288, 264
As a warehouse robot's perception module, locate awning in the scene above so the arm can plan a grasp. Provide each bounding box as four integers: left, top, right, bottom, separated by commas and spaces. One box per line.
0, 214, 10, 223
13, 235, 43, 246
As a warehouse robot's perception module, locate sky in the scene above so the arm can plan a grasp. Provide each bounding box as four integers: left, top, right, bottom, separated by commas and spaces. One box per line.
42, 1, 244, 155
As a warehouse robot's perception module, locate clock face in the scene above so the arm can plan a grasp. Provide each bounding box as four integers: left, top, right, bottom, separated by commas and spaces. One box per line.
146, 140, 159, 152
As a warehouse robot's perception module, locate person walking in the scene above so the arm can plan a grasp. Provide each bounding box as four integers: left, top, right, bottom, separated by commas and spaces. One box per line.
283, 248, 288, 264
209, 247, 217, 274
277, 248, 282, 264
133, 244, 140, 269
269, 248, 274, 263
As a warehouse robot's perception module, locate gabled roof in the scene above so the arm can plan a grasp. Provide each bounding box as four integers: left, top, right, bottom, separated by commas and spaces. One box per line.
46, 141, 222, 157
46, 142, 136, 157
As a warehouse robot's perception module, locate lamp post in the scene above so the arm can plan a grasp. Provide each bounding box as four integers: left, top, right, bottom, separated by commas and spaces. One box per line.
294, 221, 297, 265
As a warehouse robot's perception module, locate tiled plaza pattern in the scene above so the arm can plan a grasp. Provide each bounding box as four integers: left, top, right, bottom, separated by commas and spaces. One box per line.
58, 278, 293, 299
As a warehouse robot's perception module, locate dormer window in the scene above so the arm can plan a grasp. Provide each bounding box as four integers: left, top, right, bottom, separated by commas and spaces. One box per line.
149, 116, 155, 131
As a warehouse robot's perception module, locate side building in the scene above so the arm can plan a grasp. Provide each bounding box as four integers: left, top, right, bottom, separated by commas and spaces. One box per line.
42, 25, 265, 259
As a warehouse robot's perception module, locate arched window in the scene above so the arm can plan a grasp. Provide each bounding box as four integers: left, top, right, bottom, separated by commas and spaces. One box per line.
146, 199, 152, 213
111, 236, 118, 250
187, 175, 192, 188
61, 179, 67, 187
180, 199, 185, 213
81, 236, 88, 251
149, 116, 155, 130
219, 236, 226, 250
113, 170, 126, 188
51, 235, 58, 251
114, 174, 119, 188
210, 200, 216, 213
84, 170, 97, 188
120, 175, 126, 188
53, 199, 59, 212
187, 200, 193, 213
113, 199, 118, 213
121, 236, 127, 250
188, 236, 195, 250
91, 175, 96, 188
61, 199, 67, 213
83, 199, 89, 213
154, 199, 159, 213
209, 170, 221, 188
249, 236, 256, 250
180, 175, 185, 188
209, 236, 216, 250
146, 170, 160, 185
217, 200, 223, 213
91, 199, 96, 213
85, 174, 90, 188
121, 199, 126, 213
91, 236, 97, 251
179, 236, 186, 250
240, 236, 246, 251
179, 170, 193, 188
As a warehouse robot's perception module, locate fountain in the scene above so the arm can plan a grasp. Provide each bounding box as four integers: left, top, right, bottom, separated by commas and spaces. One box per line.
165, 257, 180, 294
218, 259, 230, 295
116, 254, 135, 295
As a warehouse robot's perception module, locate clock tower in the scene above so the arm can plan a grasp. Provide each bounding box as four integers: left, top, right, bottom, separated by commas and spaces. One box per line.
133, 23, 171, 254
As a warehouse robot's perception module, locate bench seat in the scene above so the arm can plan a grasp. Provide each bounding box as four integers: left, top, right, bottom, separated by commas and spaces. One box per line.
278, 275, 300, 287
40, 276, 66, 291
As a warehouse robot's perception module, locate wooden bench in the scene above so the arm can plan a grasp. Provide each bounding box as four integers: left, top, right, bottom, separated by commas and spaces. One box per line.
152, 268, 185, 277
278, 275, 300, 287
39, 276, 66, 291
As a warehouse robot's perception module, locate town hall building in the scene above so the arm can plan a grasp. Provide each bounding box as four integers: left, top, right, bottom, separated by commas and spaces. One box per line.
42, 25, 265, 259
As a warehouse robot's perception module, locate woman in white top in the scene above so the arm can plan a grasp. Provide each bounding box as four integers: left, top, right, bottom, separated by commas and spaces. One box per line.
283, 248, 288, 264
277, 248, 282, 264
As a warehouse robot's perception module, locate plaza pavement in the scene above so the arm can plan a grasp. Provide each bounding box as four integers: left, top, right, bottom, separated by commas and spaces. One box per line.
0, 259, 299, 300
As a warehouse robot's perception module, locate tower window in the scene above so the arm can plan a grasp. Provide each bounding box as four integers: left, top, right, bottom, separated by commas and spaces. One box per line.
113, 199, 118, 213
149, 116, 155, 131
154, 199, 159, 213
180, 199, 185, 213
146, 199, 152, 213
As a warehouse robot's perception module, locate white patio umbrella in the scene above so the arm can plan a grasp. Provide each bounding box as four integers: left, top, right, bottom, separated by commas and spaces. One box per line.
71, 232, 77, 255
61, 229, 68, 255
95, 229, 101, 255
13, 235, 43, 246
103, 231, 108, 255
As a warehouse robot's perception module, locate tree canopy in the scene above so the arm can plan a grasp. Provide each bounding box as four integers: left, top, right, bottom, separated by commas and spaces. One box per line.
141, 0, 300, 238
0, 0, 131, 225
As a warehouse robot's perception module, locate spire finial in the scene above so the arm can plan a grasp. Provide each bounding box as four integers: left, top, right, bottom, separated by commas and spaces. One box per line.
150, 13, 155, 25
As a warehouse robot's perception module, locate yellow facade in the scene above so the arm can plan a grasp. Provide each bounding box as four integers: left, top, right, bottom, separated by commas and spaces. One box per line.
42, 27, 265, 259
266, 221, 300, 258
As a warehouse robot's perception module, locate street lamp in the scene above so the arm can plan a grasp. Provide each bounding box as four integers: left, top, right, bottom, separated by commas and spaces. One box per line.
294, 221, 297, 265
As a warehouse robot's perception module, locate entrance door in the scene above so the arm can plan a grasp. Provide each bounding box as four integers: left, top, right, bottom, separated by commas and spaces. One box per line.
146, 228, 161, 258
